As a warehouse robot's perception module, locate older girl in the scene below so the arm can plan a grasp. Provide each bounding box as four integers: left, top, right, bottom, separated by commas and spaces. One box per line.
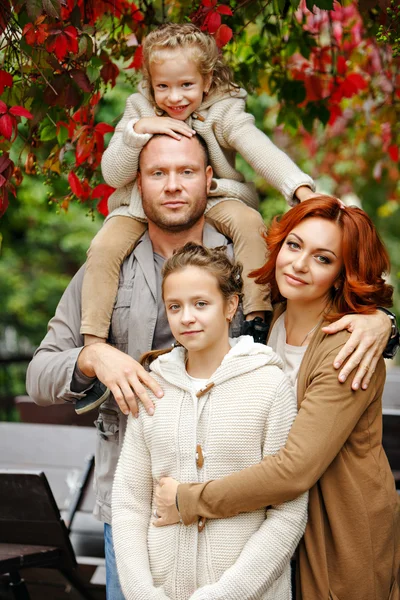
112, 243, 308, 599
155, 197, 400, 600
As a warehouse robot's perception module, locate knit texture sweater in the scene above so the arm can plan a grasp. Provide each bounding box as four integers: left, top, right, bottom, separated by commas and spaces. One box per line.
112, 336, 308, 600
101, 83, 315, 220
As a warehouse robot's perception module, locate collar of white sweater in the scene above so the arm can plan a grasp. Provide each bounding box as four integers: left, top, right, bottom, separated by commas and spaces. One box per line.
150, 335, 283, 394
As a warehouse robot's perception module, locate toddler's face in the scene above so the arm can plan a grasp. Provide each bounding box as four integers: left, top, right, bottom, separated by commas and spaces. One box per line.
150, 49, 211, 121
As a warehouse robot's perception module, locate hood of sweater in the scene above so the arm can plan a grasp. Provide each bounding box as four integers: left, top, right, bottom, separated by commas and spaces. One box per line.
150, 335, 283, 395
138, 80, 247, 115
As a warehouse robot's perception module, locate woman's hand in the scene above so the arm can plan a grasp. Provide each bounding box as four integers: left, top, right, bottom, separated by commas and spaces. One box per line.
322, 311, 391, 390
134, 117, 196, 140
153, 477, 181, 527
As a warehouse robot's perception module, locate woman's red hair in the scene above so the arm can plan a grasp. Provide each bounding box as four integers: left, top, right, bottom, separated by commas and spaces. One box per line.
252, 195, 393, 320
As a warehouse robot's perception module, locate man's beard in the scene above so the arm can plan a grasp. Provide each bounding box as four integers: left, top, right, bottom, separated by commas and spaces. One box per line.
142, 189, 208, 233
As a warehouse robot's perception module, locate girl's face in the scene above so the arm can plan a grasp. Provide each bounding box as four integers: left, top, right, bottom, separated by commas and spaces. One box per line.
275, 217, 344, 309
150, 49, 211, 121
163, 266, 237, 354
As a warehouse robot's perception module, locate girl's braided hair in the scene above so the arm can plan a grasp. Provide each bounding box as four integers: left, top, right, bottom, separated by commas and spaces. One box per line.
142, 23, 239, 106
140, 242, 243, 367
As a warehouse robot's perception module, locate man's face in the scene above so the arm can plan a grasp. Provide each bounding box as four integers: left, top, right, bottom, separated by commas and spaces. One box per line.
137, 136, 213, 233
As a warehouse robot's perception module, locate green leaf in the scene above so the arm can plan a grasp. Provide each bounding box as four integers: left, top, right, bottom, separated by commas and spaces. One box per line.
306, 0, 334, 10
86, 65, 100, 83
56, 125, 69, 146
42, 0, 60, 18
39, 123, 57, 141
280, 80, 306, 105
26, 0, 43, 20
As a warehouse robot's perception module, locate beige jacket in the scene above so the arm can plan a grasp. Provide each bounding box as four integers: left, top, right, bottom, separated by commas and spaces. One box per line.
178, 310, 400, 600
101, 83, 315, 219
112, 336, 308, 600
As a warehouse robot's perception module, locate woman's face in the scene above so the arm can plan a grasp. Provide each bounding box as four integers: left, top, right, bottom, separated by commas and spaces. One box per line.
163, 266, 237, 353
275, 217, 344, 308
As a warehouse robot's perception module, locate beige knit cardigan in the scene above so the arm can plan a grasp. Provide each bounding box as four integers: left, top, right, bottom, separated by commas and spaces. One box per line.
101, 83, 315, 220
177, 317, 400, 600
112, 336, 308, 600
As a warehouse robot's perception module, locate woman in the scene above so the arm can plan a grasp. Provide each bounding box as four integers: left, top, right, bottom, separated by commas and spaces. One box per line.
155, 196, 400, 600
112, 243, 308, 599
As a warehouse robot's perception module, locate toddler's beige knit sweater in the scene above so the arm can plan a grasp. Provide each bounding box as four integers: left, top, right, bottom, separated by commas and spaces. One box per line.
112, 336, 308, 600
101, 83, 315, 221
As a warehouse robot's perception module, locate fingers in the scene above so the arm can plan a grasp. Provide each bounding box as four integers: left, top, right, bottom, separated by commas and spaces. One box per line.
354, 351, 379, 391
164, 119, 196, 138
153, 516, 168, 528
322, 315, 353, 335
109, 383, 137, 416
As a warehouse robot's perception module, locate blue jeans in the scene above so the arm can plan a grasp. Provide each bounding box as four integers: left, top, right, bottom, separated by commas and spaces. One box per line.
104, 523, 125, 600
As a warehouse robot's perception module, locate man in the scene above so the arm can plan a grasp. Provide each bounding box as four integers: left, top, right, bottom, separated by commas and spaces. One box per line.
27, 133, 394, 599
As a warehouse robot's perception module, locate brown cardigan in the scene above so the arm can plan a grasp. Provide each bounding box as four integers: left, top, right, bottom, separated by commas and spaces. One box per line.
178, 316, 400, 600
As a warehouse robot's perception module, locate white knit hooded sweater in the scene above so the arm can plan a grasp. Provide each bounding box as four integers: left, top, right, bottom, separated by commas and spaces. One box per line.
101, 83, 315, 220
112, 336, 308, 600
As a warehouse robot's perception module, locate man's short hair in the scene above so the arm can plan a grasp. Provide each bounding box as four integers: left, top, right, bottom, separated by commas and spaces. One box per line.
138, 132, 210, 170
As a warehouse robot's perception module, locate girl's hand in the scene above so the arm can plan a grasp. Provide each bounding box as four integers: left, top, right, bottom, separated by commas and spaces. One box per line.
153, 477, 180, 526
134, 117, 196, 140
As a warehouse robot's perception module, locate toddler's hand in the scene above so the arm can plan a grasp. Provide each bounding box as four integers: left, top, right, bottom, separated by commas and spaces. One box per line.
134, 117, 196, 140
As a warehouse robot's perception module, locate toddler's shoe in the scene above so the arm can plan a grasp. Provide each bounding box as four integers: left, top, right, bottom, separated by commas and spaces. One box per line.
75, 380, 110, 415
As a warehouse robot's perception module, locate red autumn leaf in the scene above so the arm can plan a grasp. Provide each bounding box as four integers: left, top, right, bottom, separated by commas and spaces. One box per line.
64, 25, 79, 54
95, 123, 114, 135
214, 24, 233, 47
388, 145, 399, 162
9, 106, 33, 119
206, 11, 221, 34
0, 187, 9, 217
68, 171, 84, 197
0, 100, 7, 115
202, 0, 218, 6
347, 73, 367, 91
76, 138, 94, 166
132, 5, 144, 21
126, 45, 143, 70
47, 34, 68, 60
0, 0, 11, 34
0, 70, 13, 95
328, 104, 342, 126
70, 69, 93, 93
216, 5, 233, 15
96, 195, 109, 217
91, 183, 115, 200
100, 61, 120, 87
0, 114, 14, 139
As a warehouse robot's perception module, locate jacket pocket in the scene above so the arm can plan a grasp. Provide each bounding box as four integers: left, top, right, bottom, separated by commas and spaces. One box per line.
109, 286, 132, 348
94, 411, 120, 507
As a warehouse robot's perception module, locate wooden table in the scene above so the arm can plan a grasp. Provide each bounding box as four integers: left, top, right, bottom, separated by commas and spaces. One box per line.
0, 543, 62, 599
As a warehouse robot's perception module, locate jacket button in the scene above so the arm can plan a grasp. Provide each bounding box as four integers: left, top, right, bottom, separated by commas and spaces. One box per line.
196, 444, 204, 468
198, 518, 206, 532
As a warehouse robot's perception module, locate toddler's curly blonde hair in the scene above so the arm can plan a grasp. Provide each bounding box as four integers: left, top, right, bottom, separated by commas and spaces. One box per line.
142, 23, 238, 106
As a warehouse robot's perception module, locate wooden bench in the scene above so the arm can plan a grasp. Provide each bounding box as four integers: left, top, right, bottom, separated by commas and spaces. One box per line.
0, 423, 105, 599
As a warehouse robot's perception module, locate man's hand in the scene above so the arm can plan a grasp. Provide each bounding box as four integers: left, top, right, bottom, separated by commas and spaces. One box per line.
322, 311, 391, 390
134, 117, 196, 140
153, 477, 180, 527
77, 343, 163, 416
